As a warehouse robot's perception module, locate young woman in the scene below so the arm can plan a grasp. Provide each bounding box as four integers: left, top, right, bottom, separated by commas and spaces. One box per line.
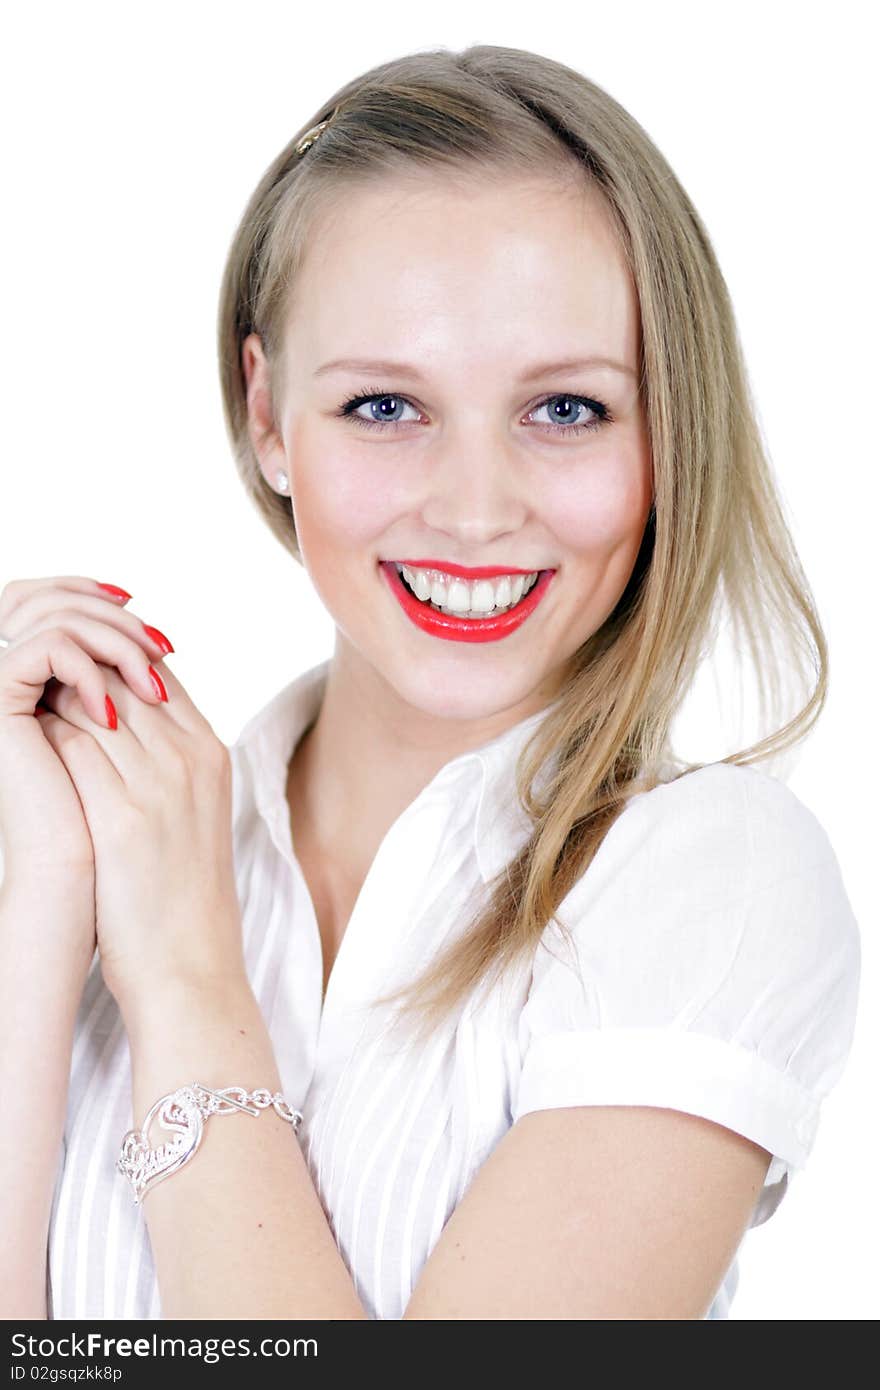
0, 44, 860, 1320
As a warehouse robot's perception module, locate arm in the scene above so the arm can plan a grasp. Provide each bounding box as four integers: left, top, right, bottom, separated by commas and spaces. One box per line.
25, 660, 365, 1319
120, 962, 367, 1320
123, 954, 768, 1321
0, 879, 96, 1319
404, 1103, 771, 1319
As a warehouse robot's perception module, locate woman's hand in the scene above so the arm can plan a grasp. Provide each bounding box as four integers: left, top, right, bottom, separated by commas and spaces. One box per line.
0, 575, 172, 918
36, 654, 247, 1016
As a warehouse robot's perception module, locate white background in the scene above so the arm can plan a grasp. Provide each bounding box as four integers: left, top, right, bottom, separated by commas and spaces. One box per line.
1, 0, 875, 1319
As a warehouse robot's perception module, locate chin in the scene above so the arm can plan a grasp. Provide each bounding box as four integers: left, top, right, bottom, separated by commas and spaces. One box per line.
377, 648, 550, 724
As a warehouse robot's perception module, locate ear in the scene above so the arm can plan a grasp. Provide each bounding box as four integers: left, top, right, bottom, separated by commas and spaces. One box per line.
241, 332, 288, 486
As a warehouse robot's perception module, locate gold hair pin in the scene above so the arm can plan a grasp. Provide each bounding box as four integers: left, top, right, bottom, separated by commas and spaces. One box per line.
295, 117, 332, 156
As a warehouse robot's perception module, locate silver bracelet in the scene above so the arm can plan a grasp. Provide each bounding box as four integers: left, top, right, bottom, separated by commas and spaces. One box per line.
116, 1081, 303, 1206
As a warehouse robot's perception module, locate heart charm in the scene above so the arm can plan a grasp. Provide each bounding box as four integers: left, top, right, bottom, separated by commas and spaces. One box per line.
116, 1085, 206, 1205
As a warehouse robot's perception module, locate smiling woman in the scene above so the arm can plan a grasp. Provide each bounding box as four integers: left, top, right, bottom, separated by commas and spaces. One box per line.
14, 42, 859, 1323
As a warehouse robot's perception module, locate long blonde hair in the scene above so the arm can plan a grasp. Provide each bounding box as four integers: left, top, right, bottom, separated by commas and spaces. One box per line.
217, 45, 827, 1046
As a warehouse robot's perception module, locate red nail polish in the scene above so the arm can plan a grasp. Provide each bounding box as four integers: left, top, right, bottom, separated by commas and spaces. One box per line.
148, 665, 168, 702
97, 583, 132, 602
142, 623, 174, 655
105, 694, 118, 730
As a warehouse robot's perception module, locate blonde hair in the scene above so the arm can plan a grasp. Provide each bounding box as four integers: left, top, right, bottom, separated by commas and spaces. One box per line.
217, 44, 828, 1047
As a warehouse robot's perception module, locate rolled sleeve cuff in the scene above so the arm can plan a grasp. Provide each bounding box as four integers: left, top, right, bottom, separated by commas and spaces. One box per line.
513, 1025, 821, 1180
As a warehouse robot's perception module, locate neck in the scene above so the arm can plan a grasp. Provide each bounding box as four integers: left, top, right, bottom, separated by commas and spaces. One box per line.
287, 637, 557, 857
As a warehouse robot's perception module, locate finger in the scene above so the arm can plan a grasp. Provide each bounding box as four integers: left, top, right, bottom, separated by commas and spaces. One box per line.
42, 663, 228, 811
0, 627, 124, 726
100, 655, 214, 740
2, 589, 172, 668
8, 611, 171, 710
42, 665, 175, 782
38, 707, 124, 800
0, 575, 132, 630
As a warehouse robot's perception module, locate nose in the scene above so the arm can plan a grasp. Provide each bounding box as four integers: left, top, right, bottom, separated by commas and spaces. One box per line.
419, 423, 530, 548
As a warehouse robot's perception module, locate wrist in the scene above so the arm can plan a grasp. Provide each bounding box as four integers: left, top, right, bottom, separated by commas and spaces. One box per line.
1, 872, 94, 918
119, 969, 258, 1047
122, 975, 281, 1133
0, 881, 96, 982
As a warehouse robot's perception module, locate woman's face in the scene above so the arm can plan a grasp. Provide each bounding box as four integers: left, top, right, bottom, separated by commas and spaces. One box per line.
244, 171, 653, 724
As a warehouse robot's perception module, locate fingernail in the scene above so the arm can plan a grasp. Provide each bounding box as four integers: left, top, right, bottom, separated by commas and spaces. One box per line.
142, 623, 174, 654
148, 665, 168, 702
97, 583, 132, 602
105, 694, 118, 730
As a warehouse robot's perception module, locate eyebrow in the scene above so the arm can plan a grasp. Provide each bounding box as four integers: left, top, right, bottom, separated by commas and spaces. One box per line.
313, 355, 637, 382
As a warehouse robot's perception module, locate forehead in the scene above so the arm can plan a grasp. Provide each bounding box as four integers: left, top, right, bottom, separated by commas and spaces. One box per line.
284, 170, 640, 374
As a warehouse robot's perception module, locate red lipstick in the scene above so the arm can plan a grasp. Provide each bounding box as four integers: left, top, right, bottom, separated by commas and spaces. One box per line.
379, 561, 555, 644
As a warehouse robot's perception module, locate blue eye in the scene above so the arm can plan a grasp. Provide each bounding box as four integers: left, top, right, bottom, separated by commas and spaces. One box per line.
339, 392, 420, 428
527, 395, 612, 434
336, 388, 614, 436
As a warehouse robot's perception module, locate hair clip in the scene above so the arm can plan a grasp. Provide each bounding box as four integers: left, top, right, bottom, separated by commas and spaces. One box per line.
295, 118, 332, 157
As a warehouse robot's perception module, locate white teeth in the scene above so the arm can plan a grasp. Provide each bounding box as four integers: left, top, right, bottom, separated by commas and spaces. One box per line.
470, 580, 496, 614
411, 568, 432, 602
493, 576, 512, 608
396, 563, 539, 616
445, 580, 472, 614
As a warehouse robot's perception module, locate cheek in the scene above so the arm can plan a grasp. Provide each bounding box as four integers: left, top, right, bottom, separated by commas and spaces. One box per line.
289, 441, 398, 556
543, 445, 653, 558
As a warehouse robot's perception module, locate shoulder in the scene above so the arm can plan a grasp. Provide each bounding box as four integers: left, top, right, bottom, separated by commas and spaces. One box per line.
622, 759, 832, 848
515, 760, 861, 1170
581, 760, 849, 904
539, 759, 860, 1025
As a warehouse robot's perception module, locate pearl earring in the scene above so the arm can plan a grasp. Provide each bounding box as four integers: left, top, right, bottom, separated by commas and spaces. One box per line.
275, 471, 289, 493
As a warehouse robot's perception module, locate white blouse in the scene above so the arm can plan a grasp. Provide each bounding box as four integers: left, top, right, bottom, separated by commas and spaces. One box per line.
45, 656, 861, 1320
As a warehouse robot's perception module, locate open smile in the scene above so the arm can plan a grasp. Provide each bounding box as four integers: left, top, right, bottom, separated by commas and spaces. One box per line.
378, 561, 556, 644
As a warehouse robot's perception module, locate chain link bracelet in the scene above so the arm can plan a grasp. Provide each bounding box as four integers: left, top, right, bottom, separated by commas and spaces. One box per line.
116, 1081, 303, 1206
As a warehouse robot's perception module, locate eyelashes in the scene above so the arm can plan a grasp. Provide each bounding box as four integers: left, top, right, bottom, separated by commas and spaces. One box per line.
335, 387, 614, 437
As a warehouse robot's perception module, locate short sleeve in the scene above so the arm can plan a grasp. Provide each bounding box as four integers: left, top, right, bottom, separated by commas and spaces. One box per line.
512, 762, 861, 1226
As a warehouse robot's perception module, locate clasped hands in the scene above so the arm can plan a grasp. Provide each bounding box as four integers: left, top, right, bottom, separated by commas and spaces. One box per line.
37, 657, 249, 1020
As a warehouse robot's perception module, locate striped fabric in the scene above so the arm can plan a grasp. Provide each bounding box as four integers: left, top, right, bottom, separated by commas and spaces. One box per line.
44, 657, 860, 1319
